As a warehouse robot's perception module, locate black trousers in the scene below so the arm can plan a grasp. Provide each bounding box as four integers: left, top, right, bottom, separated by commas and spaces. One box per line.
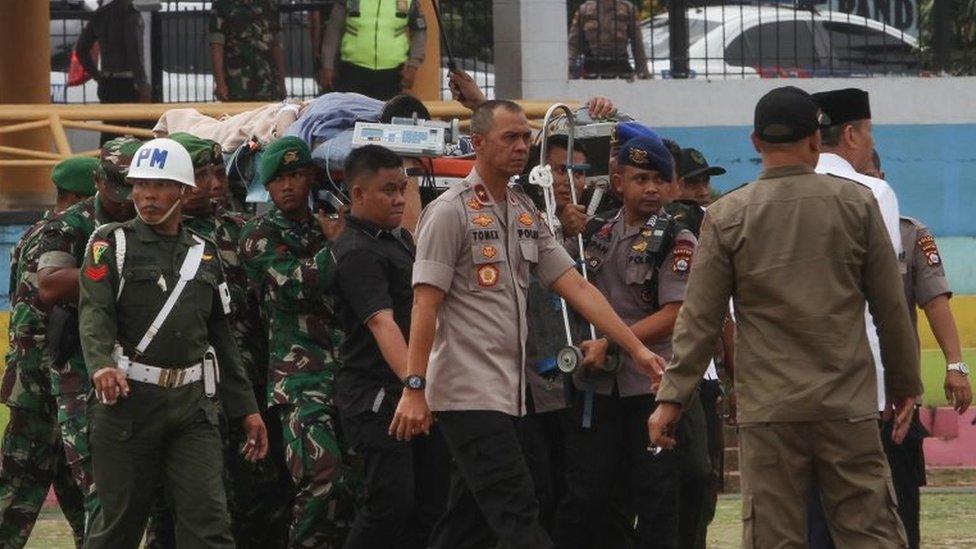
807, 413, 926, 549
882, 415, 927, 549
96, 77, 146, 146
340, 403, 450, 549
553, 392, 710, 549
515, 409, 567, 534
429, 410, 553, 549
335, 60, 403, 101
581, 57, 635, 79
694, 379, 724, 547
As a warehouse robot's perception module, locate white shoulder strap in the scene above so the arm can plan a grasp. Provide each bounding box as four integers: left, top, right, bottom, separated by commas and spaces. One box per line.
114, 227, 127, 300
134, 235, 206, 355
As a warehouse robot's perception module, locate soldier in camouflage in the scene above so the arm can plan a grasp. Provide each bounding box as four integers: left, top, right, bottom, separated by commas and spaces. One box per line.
568, 0, 650, 79
34, 138, 140, 532
239, 137, 355, 548
143, 133, 291, 549
209, 0, 286, 102
0, 157, 98, 548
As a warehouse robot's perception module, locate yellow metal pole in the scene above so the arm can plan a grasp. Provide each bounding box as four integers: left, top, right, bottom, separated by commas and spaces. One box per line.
0, 0, 53, 208
49, 115, 73, 157
0, 119, 50, 135
61, 120, 156, 138
410, 0, 443, 101
0, 145, 62, 160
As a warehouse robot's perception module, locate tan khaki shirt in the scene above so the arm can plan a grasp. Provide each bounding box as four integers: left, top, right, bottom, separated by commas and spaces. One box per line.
578, 209, 696, 397
899, 216, 952, 329
412, 169, 576, 416
657, 165, 922, 423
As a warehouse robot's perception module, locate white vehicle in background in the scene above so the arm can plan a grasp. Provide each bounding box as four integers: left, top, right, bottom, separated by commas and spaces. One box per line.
641, 6, 919, 79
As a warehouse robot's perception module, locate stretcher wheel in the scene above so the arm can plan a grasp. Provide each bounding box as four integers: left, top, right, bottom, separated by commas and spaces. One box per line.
557, 346, 584, 374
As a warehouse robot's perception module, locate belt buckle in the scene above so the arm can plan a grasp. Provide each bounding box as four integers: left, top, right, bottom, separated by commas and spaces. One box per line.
176, 369, 186, 387
158, 368, 172, 388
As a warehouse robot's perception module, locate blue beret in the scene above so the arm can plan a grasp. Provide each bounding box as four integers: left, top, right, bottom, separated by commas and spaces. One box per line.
617, 136, 675, 181
616, 122, 662, 144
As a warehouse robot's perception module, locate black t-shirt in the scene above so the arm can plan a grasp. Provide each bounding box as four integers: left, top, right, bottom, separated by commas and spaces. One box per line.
331, 215, 415, 416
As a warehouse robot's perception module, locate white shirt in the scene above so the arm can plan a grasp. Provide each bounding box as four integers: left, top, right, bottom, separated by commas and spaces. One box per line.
816, 152, 902, 411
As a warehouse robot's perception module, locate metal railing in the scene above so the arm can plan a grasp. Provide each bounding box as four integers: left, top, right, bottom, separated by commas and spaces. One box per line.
567, 0, 929, 79
50, 0, 495, 105
436, 0, 495, 99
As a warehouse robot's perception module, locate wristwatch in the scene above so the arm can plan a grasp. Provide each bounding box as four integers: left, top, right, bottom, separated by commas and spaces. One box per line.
947, 362, 970, 376
404, 375, 426, 390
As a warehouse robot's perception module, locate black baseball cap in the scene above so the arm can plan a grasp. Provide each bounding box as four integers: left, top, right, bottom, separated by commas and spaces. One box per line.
679, 148, 726, 179
754, 86, 831, 144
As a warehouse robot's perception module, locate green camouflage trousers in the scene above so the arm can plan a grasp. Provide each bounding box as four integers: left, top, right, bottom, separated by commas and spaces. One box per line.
280, 400, 357, 548
56, 392, 100, 532
145, 403, 293, 549
0, 405, 86, 548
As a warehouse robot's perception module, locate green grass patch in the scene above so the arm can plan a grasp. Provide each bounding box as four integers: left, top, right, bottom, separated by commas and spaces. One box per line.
921, 348, 976, 407
708, 492, 976, 547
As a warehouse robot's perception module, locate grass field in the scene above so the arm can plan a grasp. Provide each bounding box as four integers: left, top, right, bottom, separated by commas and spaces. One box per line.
20, 492, 976, 548
705, 492, 976, 548
920, 348, 976, 407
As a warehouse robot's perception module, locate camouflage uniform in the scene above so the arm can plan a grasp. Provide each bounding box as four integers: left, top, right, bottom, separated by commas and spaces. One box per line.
568, 0, 649, 78
187, 208, 292, 548
239, 205, 354, 548
209, 0, 284, 101
0, 214, 86, 548
32, 196, 115, 529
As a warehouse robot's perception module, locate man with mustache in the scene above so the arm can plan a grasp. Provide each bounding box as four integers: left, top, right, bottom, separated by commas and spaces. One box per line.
78, 138, 267, 548
390, 100, 667, 549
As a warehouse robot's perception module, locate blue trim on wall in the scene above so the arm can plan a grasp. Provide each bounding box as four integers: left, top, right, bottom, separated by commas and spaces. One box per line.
662, 124, 976, 237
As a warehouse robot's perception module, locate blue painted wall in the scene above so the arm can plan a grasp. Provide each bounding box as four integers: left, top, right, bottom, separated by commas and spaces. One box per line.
2, 122, 975, 303
663, 124, 976, 237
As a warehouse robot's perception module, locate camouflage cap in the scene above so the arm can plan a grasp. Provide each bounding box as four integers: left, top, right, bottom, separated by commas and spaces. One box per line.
51, 156, 99, 196
99, 136, 142, 201
257, 136, 312, 187
167, 132, 224, 168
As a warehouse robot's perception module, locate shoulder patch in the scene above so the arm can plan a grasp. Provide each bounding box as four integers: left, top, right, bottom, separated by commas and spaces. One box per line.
917, 233, 941, 266
671, 240, 694, 274
90, 240, 110, 264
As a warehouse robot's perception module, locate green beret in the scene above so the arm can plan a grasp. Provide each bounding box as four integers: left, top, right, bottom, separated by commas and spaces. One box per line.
168, 132, 224, 168
257, 136, 312, 187
52, 156, 99, 196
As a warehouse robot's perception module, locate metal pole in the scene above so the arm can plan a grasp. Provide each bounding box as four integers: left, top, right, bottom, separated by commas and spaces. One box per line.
933, 0, 952, 72
150, 11, 164, 103
668, 0, 690, 78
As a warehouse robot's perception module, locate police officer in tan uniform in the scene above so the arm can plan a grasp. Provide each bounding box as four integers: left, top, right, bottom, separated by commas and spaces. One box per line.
885, 214, 972, 548
649, 86, 922, 548
389, 100, 667, 549
553, 136, 709, 548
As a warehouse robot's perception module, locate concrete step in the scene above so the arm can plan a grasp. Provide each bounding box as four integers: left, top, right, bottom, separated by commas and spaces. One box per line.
724, 446, 739, 471
723, 425, 738, 447
719, 467, 976, 495
722, 471, 740, 494
925, 467, 976, 488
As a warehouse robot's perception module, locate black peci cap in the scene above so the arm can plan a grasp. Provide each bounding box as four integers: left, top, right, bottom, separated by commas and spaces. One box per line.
754, 86, 830, 144
679, 148, 726, 179
812, 88, 871, 126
